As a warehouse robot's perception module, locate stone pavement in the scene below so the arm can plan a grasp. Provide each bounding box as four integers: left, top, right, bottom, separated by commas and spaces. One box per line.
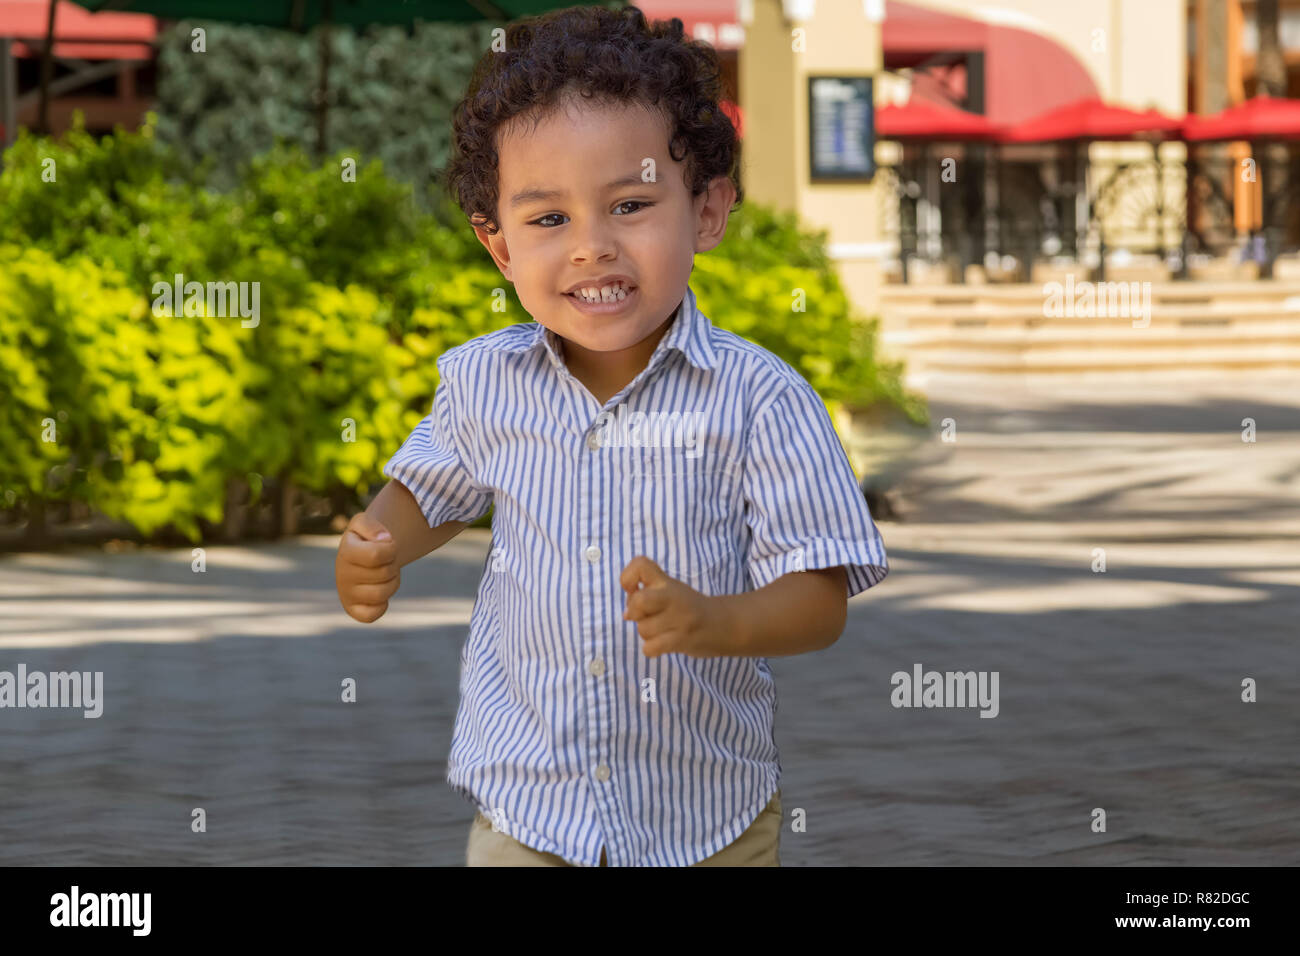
1, 371, 1297, 865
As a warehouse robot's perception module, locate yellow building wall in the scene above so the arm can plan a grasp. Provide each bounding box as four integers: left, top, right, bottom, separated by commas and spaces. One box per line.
739, 0, 885, 316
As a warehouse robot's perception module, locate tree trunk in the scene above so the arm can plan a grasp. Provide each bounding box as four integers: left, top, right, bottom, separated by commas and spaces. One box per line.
279, 472, 299, 537
329, 485, 349, 518
223, 477, 247, 542
36, 0, 55, 134
23, 497, 46, 548
315, 2, 333, 160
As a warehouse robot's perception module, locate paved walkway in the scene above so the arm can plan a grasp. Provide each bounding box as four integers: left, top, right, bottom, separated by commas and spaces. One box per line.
1, 371, 1297, 865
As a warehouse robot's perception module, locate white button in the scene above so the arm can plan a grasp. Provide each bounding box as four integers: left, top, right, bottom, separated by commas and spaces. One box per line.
585, 545, 601, 563
586, 432, 601, 450
595, 764, 610, 782
589, 658, 605, 676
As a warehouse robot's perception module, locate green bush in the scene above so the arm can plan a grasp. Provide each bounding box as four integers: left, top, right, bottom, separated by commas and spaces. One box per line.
0, 246, 255, 539
701, 203, 925, 422
265, 275, 513, 494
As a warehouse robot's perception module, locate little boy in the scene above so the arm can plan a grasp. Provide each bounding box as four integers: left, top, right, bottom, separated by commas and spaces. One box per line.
334, 5, 889, 866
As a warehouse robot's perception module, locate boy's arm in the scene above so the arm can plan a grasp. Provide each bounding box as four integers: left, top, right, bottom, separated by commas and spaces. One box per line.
366, 478, 470, 569
718, 566, 848, 657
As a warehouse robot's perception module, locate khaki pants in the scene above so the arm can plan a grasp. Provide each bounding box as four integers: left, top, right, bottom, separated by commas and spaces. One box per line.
467, 790, 781, 866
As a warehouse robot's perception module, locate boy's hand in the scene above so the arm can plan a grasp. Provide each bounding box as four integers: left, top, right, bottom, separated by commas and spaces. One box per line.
620, 556, 739, 658
336, 512, 400, 623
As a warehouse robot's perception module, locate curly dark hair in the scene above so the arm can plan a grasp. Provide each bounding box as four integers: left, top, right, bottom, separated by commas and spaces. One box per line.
442, 4, 743, 236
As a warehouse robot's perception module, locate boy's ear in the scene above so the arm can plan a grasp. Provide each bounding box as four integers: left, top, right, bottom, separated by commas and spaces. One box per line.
473, 223, 514, 282
693, 176, 737, 255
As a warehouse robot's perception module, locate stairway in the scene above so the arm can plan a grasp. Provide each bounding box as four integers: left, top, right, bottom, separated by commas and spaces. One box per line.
878, 280, 1300, 384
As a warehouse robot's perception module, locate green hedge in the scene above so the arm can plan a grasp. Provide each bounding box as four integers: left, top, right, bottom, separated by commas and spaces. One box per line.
0, 116, 919, 543
152, 18, 498, 202
0, 246, 247, 538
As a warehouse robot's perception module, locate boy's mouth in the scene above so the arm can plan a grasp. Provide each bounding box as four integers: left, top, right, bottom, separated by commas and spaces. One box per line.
562, 282, 639, 315
563, 280, 637, 304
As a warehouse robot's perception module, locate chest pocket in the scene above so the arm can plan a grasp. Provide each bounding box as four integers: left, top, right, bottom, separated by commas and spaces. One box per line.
624, 449, 739, 594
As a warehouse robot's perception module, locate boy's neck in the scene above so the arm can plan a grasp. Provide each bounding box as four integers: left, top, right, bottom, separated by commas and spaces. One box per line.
559, 303, 680, 407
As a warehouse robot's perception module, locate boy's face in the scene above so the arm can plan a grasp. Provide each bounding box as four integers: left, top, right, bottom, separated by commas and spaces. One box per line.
474, 94, 735, 361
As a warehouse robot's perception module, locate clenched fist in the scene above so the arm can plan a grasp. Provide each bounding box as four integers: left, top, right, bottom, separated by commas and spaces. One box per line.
620, 555, 740, 659
336, 511, 400, 623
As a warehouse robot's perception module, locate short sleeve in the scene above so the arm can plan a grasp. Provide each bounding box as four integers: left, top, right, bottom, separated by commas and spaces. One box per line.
742, 379, 889, 598
382, 369, 492, 528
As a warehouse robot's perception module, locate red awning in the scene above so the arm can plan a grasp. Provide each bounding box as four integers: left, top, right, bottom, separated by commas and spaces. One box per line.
883, 0, 1099, 127
1181, 94, 1300, 141
876, 96, 1004, 141
1000, 97, 1182, 143
883, 0, 989, 59
634, 0, 744, 50
0, 0, 157, 59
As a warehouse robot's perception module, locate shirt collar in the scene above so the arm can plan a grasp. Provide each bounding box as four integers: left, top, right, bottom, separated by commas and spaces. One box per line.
505, 283, 718, 372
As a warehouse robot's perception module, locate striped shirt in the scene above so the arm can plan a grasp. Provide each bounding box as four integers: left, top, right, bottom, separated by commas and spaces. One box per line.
383, 283, 889, 866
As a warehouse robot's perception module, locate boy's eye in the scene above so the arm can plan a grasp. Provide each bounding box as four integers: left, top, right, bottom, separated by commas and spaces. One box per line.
528, 201, 653, 228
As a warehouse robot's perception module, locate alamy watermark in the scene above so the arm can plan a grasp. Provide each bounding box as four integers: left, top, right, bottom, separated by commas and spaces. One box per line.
891, 663, 999, 718
591, 405, 704, 458
1043, 274, 1152, 328
151, 272, 260, 328
50, 886, 150, 935
0, 664, 103, 718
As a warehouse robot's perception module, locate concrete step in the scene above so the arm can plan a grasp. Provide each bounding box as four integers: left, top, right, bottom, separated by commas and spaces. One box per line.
882, 302, 1300, 327
880, 279, 1300, 306
875, 280, 1300, 376
882, 324, 1300, 350
890, 345, 1300, 374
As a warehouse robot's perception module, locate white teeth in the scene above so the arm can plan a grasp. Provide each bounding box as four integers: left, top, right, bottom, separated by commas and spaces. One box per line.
573, 282, 630, 302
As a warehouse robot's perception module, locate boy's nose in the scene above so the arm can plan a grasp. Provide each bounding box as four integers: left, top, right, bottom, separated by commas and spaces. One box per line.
569, 223, 617, 262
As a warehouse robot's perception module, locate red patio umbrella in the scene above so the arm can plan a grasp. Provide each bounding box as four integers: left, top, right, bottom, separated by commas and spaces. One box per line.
1001, 96, 1181, 143
876, 97, 1005, 141
1181, 94, 1300, 141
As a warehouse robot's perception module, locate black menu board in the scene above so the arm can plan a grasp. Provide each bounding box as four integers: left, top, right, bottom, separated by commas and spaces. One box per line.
808, 75, 875, 181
